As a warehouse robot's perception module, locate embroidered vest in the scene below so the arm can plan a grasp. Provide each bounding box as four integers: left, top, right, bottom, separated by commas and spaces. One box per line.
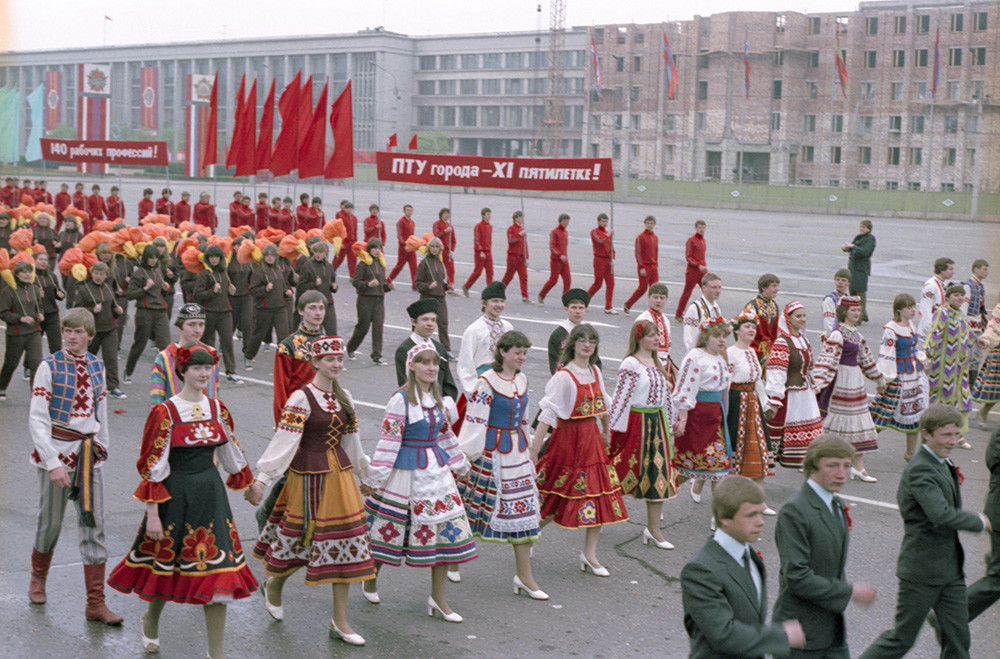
46, 351, 105, 425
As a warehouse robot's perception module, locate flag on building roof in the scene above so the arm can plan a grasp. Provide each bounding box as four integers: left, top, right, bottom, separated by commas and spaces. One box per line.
590, 34, 601, 100
663, 30, 678, 100
834, 32, 848, 99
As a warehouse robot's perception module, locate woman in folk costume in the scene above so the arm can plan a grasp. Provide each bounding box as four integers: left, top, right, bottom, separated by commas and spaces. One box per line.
531, 324, 628, 577
972, 292, 1000, 425
765, 301, 824, 469
726, 308, 776, 514
923, 283, 974, 438
247, 336, 375, 646
812, 295, 887, 482
870, 293, 929, 462
608, 320, 678, 550
672, 316, 733, 511
361, 344, 476, 623
456, 330, 547, 599
107, 345, 257, 658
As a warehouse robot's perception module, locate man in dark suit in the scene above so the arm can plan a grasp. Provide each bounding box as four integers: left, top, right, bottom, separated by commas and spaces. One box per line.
682, 475, 806, 658
774, 438, 877, 657
860, 405, 991, 659
393, 298, 457, 400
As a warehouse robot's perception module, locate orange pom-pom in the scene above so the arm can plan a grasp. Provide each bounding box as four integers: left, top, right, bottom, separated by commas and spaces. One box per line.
351, 241, 367, 258
9, 227, 33, 252
77, 231, 110, 254
228, 224, 253, 239
20, 194, 34, 206
305, 228, 324, 241
58, 247, 85, 276
236, 239, 256, 265
278, 235, 308, 262
93, 220, 117, 232
404, 235, 426, 253
259, 227, 286, 244
181, 247, 204, 273
322, 219, 347, 242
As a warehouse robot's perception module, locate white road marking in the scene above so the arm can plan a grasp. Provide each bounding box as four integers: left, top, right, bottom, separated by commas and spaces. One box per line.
838, 493, 900, 510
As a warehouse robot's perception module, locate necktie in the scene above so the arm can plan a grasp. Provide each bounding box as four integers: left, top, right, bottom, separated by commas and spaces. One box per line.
743, 548, 760, 603
831, 495, 844, 527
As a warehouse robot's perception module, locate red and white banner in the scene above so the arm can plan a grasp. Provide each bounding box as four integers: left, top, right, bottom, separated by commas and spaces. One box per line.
40, 139, 168, 166
375, 152, 614, 191
77, 63, 110, 174
185, 74, 214, 177
45, 70, 61, 130
140, 66, 158, 131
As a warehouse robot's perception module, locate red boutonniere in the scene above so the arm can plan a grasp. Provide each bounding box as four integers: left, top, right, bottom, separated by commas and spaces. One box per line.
955, 465, 965, 486
843, 505, 852, 532
755, 549, 766, 576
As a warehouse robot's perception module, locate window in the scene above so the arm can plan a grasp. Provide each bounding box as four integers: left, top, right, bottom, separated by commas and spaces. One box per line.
865, 17, 878, 35
590, 114, 601, 131
697, 81, 708, 100
482, 79, 500, 95
944, 115, 959, 134
804, 114, 816, 132
528, 78, 546, 94
617, 27, 627, 44
863, 51, 876, 68
908, 147, 922, 166
506, 106, 523, 127
974, 12, 987, 31
417, 106, 435, 126
829, 179, 840, 188
664, 144, 674, 162
439, 55, 457, 70
771, 112, 781, 131
634, 32, 645, 44
862, 82, 875, 100
418, 80, 435, 95
944, 147, 956, 166
889, 115, 902, 133
593, 28, 603, 45
807, 52, 820, 68
830, 146, 842, 164
460, 106, 477, 126
483, 53, 502, 68
859, 115, 873, 134
941, 183, 955, 192
613, 143, 621, 159
891, 82, 903, 100
613, 114, 622, 129
887, 146, 900, 164
836, 16, 848, 34
801, 145, 815, 163
774, 51, 784, 67
947, 81, 961, 100
776, 14, 786, 33
907, 182, 921, 191
914, 49, 928, 67
971, 48, 986, 66
949, 48, 962, 66
696, 112, 707, 131
893, 50, 905, 67
858, 146, 871, 164
633, 56, 642, 72
894, 15, 906, 34
972, 79, 984, 100
698, 52, 710, 69
460, 79, 477, 95
482, 106, 499, 126
913, 82, 927, 100
630, 144, 639, 159
909, 115, 925, 134
808, 17, 821, 35
916, 15, 930, 34
799, 179, 814, 186
439, 106, 455, 126
419, 56, 436, 70
630, 85, 640, 103
505, 52, 523, 68
831, 114, 843, 132
665, 114, 677, 131
772, 80, 782, 99
438, 80, 456, 95
967, 148, 976, 167
856, 180, 870, 189
630, 114, 640, 130
968, 114, 980, 132
612, 85, 622, 101
805, 81, 818, 99
506, 79, 522, 94
950, 13, 963, 32
614, 56, 624, 73
461, 54, 479, 69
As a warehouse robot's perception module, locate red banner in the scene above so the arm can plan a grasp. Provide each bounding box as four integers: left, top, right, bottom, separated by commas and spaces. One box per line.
140, 66, 158, 130
376, 152, 614, 191
40, 139, 168, 165
45, 71, 61, 130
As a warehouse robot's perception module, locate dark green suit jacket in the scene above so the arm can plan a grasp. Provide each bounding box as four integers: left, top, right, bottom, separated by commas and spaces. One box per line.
773, 482, 854, 651
682, 537, 790, 659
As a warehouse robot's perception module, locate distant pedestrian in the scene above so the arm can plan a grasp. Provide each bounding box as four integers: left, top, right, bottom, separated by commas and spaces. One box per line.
675, 220, 707, 320
842, 220, 875, 322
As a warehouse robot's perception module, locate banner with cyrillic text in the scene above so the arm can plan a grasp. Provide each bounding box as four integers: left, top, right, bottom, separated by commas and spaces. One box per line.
376, 152, 614, 191
39, 138, 168, 166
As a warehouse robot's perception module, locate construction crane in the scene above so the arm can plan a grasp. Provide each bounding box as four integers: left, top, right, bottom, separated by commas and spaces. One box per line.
539, 0, 566, 158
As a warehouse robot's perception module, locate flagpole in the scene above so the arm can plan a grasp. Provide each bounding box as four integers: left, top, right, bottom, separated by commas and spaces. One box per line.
923, 99, 935, 217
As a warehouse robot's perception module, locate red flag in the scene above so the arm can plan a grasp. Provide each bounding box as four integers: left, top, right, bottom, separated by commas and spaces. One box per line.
663, 31, 678, 100
408, 134, 418, 151
298, 81, 328, 179
45, 70, 62, 131
297, 75, 313, 154
255, 79, 275, 173
235, 79, 257, 177
202, 74, 219, 167
834, 32, 849, 98
269, 71, 301, 177
226, 74, 246, 169
324, 81, 353, 180
387, 133, 398, 149
139, 67, 158, 130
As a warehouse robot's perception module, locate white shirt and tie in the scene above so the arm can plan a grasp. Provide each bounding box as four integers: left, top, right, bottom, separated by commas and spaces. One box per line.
713, 528, 762, 604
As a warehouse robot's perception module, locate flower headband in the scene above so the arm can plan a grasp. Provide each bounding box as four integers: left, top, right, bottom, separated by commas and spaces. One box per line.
405, 341, 438, 376
175, 344, 219, 371
311, 336, 345, 359
633, 320, 654, 343
731, 307, 757, 327
698, 315, 727, 332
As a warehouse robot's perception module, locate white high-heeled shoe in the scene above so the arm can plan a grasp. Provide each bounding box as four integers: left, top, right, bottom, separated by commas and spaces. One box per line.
513, 575, 549, 600
262, 577, 283, 621
329, 619, 366, 646
446, 568, 461, 583
140, 614, 160, 652
642, 527, 675, 550
578, 552, 610, 577
361, 584, 380, 604
427, 595, 463, 622
850, 467, 877, 483
689, 481, 702, 503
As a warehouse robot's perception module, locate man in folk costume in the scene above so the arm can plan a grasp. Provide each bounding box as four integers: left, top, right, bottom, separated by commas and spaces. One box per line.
586, 212, 617, 314
635, 282, 676, 384
744, 273, 781, 371
394, 298, 458, 400
675, 220, 708, 320
822, 269, 852, 336
682, 273, 724, 353
923, 284, 974, 439
386, 204, 418, 288
150, 303, 219, 406
461, 207, 494, 297
547, 288, 600, 375
918, 257, 955, 343
27, 308, 122, 625
500, 210, 532, 303
456, 282, 513, 434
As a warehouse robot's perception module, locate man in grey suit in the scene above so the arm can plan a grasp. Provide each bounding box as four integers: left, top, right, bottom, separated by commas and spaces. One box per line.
861, 405, 992, 659
774, 437, 877, 657
681, 476, 806, 658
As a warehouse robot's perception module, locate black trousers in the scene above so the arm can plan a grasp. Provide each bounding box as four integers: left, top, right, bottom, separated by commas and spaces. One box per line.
850, 288, 869, 322
230, 295, 253, 341
125, 308, 171, 376
41, 311, 61, 354
204, 310, 236, 374
347, 295, 385, 359
244, 307, 289, 361
89, 329, 120, 389
116, 300, 129, 345
422, 294, 450, 351
62, 275, 78, 309
0, 333, 42, 390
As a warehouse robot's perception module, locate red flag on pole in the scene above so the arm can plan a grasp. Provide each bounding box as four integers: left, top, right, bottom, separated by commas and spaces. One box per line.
298, 81, 328, 179
226, 73, 246, 169
269, 71, 301, 177
235, 79, 257, 177
324, 81, 353, 180
297, 75, 313, 153
387, 133, 398, 149
663, 31, 678, 100
255, 79, 275, 173
408, 134, 418, 151
203, 74, 219, 167
834, 32, 849, 98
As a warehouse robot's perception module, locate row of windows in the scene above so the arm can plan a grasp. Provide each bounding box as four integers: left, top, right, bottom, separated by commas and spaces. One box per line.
418, 51, 585, 71
804, 13, 988, 36
771, 79, 985, 101
417, 104, 584, 128
416, 78, 585, 96
863, 47, 988, 68
800, 145, 975, 168
799, 180, 973, 192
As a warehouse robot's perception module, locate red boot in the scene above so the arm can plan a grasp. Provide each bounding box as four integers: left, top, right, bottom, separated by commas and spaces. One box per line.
83, 563, 123, 625
29, 549, 54, 604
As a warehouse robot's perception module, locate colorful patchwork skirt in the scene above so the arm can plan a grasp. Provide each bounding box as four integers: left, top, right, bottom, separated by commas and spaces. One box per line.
870, 369, 928, 433
609, 406, 677, 500
727, 383, 774, 479
674, 392, 734, 481
973, 347, 1000, 403
459, 445, 541, 544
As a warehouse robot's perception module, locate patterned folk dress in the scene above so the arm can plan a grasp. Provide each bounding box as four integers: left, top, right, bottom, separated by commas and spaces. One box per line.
765, 332, 824, 469
607, 356, 677, 500
253, 384, 376, 584
363, 391, 477, 567
972, 303, 1000, 404
108, 396, 258, 604
870, 320, 929, 432
923, 305, 972, 430
726, 344, 774, 479
673, 348, 734, 482
456, 370, 541, 544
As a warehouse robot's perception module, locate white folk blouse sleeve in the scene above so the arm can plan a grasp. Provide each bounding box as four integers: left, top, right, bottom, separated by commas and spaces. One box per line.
363, 391, 407, 489
254, 389, 309, 486
537, 370, 576, 427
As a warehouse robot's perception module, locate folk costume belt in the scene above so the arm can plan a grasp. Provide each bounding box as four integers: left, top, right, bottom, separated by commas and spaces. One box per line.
52, 425, 106, 527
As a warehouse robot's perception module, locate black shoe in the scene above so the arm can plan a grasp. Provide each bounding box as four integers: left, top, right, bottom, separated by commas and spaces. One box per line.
23, 367, 30, 381
348, 351, 357, 360
0, 390, 6, 400
372, 358, 387, 366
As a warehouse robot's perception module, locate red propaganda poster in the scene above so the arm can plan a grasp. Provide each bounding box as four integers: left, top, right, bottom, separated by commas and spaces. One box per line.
40, 139, 169, 166
375, 152, 614, 192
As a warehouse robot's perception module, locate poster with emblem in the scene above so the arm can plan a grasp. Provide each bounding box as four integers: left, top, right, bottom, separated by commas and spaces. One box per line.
140, 66, 158, 131
81, 63, 111, 96
44, 70, 61, 130
189, 74, 214, 105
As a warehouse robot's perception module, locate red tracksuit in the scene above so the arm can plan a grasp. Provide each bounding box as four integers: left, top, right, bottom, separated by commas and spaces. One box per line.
331, 211, 358, 275
296, 204, 316, 232
155, 196, 174, 219
72, 192, 89, 230
363, 215, 386, 244
387, 214, 417, 284
255, 201, 269, 232
173, 200, 191, 226
0, 185, 16, 207
539, 224, 570, 300
463, 220, 493, 290
432, 219, 457, 285
193, 201, 216, 229
274, 208, 294, 234
625, 229, 659, 310
104, 195, 125, 221
87, 194, 105, 224
675, 232, 706, 317
501, 221, 529, 298
138, 198, 154, 220
54, 191, 72, 231
33, 189, 53, 204
587, 225, 616, 310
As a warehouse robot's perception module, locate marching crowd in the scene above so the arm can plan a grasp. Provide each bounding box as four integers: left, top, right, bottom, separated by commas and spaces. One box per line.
1, 178, 998, 658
